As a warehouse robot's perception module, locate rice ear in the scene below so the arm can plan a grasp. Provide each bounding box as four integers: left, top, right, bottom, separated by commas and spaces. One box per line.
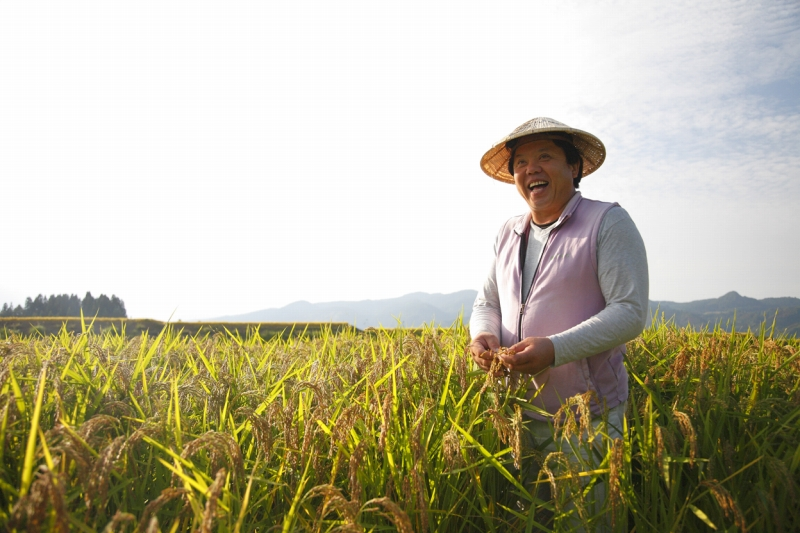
199, 468, 227, 533
701, 480, 746, 532
362, 497, 413, 533
672, 410, 697, 467
136, 488, 187, 533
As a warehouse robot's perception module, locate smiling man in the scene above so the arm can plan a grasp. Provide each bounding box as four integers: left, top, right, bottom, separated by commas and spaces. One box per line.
469, 117, 649, 529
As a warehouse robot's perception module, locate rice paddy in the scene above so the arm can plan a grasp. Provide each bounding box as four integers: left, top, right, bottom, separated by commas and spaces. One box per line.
1, 318, 798, 532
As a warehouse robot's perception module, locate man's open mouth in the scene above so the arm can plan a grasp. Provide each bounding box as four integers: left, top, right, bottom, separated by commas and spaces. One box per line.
528, 181, 548, 190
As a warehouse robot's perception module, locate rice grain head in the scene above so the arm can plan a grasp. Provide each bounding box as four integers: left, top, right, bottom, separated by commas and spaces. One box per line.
413, 462, 429, 532
332, 405, 361, 457
307, 484, 360, 527
86, 435, 127, 510
49, 425, 94, 486
487, 408, 514, 449
178, 431, 243, 484
765, 455, 797, 503
456, 347, 468, 392
609, 438, 625, 528
553, 402, 579, 443
363, 497, 413, 533
135, 488, 187, 533
511, 403, 523, 469
301, 409, 321, 464
577, 391, 596, 442
349, 440, 367, 502
670, 349, 690, 380
78, 414, 121, 448
554, 392, 596, 443
701, 480, 747, 532
236, 407, 273, 459
654, 424, 666, 474
411, 399, 432, 462
672, 410, 697, 467
542, 451, 586, 522
283, 395, 299, 466
541, 452, 566, 514
101, 511, 136, 533
199, 468, 226, 533
9, 466, 69, 533
442, 429, 463, 470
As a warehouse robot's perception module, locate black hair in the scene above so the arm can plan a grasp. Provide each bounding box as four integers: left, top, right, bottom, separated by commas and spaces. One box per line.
507, 138, 584, 188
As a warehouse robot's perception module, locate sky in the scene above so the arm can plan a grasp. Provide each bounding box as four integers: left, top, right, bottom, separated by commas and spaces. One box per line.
2, 0, 799, 321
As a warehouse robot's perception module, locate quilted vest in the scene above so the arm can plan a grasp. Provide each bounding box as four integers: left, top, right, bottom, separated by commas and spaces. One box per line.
495, 193, 628, 419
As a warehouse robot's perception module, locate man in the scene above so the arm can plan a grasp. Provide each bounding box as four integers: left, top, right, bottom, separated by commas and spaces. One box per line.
469, 117, 649, 528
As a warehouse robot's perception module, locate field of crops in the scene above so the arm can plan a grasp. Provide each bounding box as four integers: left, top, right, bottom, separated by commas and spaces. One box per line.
1, 319, 798, 532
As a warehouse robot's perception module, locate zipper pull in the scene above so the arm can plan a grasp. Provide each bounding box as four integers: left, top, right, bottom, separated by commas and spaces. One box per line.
519, 304, 524, 316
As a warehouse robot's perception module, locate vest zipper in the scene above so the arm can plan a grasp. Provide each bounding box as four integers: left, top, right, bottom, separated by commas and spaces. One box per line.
515, 198, 576, 343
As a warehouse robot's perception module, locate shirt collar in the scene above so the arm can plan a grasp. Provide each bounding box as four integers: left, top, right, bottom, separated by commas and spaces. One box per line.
513, 191, 583, 236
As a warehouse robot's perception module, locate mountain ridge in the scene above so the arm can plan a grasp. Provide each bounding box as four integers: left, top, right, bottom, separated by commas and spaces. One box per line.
649, 291, 800, 335
214, 290, 800, 335
213, 290, 477, 329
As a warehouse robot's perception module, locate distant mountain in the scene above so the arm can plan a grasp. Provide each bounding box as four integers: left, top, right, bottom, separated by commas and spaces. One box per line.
214, 290, 800, 336
214, 290, 479, 329
649, 291, 800, 336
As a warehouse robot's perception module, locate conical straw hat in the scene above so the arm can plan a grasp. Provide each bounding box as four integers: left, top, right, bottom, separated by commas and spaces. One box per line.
480, 117, 606, 184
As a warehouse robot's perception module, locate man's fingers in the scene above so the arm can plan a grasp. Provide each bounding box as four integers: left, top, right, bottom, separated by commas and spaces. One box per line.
499, 347, 525, 363
509, 338, 532, 353
470, 346, 492, 369
470, 336, 502, 361
469, 343, 492, 360
469, 336, 509, 374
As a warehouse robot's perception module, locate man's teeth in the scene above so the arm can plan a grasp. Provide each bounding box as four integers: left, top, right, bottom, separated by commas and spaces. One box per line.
528, 181, 547, 190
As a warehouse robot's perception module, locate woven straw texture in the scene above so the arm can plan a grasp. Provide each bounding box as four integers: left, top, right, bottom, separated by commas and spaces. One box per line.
480, 117, 606, 184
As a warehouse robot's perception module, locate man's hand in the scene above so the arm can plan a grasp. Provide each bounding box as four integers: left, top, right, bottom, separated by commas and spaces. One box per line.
469, 333, 501, 373
499, 337, 555, 375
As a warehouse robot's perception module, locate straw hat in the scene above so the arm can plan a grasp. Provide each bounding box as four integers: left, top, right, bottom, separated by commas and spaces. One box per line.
479, 117, 606, 184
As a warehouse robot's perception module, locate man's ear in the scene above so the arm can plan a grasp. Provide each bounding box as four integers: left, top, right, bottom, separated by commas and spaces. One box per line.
571, 162, 580, 179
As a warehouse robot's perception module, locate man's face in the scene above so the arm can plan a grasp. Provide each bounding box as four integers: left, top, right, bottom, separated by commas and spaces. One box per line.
512, 139, 579, 225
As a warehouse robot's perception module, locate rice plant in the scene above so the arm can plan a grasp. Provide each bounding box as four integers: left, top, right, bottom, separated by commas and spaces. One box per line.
0, 316, 797, 532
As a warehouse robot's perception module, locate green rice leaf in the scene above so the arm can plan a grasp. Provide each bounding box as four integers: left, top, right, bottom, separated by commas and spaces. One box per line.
688, 504, 717, 529
20, 364, 47, 497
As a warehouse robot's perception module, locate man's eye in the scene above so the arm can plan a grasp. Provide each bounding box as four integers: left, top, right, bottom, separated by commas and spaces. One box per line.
515, 160, 526, 167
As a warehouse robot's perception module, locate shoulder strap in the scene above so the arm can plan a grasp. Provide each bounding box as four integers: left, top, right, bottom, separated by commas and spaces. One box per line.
518, 222, 531, 271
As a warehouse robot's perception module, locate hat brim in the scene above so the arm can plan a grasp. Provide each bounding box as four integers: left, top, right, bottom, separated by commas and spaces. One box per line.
480, 125, 606, 184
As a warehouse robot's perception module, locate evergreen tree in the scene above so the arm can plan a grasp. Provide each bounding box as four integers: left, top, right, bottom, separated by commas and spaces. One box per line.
0, 292, 127, 317
82, 292, 97, 316
68, 294, 81, 316
110, 295, 127, 317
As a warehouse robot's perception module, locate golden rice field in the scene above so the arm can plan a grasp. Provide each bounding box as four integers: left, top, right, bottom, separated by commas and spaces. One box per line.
0, 319, 798, 532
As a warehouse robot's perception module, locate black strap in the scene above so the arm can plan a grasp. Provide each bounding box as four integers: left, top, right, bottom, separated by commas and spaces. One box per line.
516, 223, 532, 342
518, 223, 531, 273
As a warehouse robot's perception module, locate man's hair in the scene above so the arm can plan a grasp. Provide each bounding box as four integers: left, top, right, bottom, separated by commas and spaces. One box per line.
507, 139, 584, 188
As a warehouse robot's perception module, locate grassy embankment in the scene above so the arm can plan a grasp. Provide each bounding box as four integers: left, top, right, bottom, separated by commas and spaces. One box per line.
0, 317, 354, 340
0, 318, 798, 532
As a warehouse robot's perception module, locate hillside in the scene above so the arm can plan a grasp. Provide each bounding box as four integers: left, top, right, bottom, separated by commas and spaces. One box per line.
649, 291, 800, 336
214, 290, 478, 329
217, 290, 800, 336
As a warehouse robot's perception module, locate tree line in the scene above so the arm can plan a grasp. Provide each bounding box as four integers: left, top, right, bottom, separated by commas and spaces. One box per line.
0, 293, 127, 318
